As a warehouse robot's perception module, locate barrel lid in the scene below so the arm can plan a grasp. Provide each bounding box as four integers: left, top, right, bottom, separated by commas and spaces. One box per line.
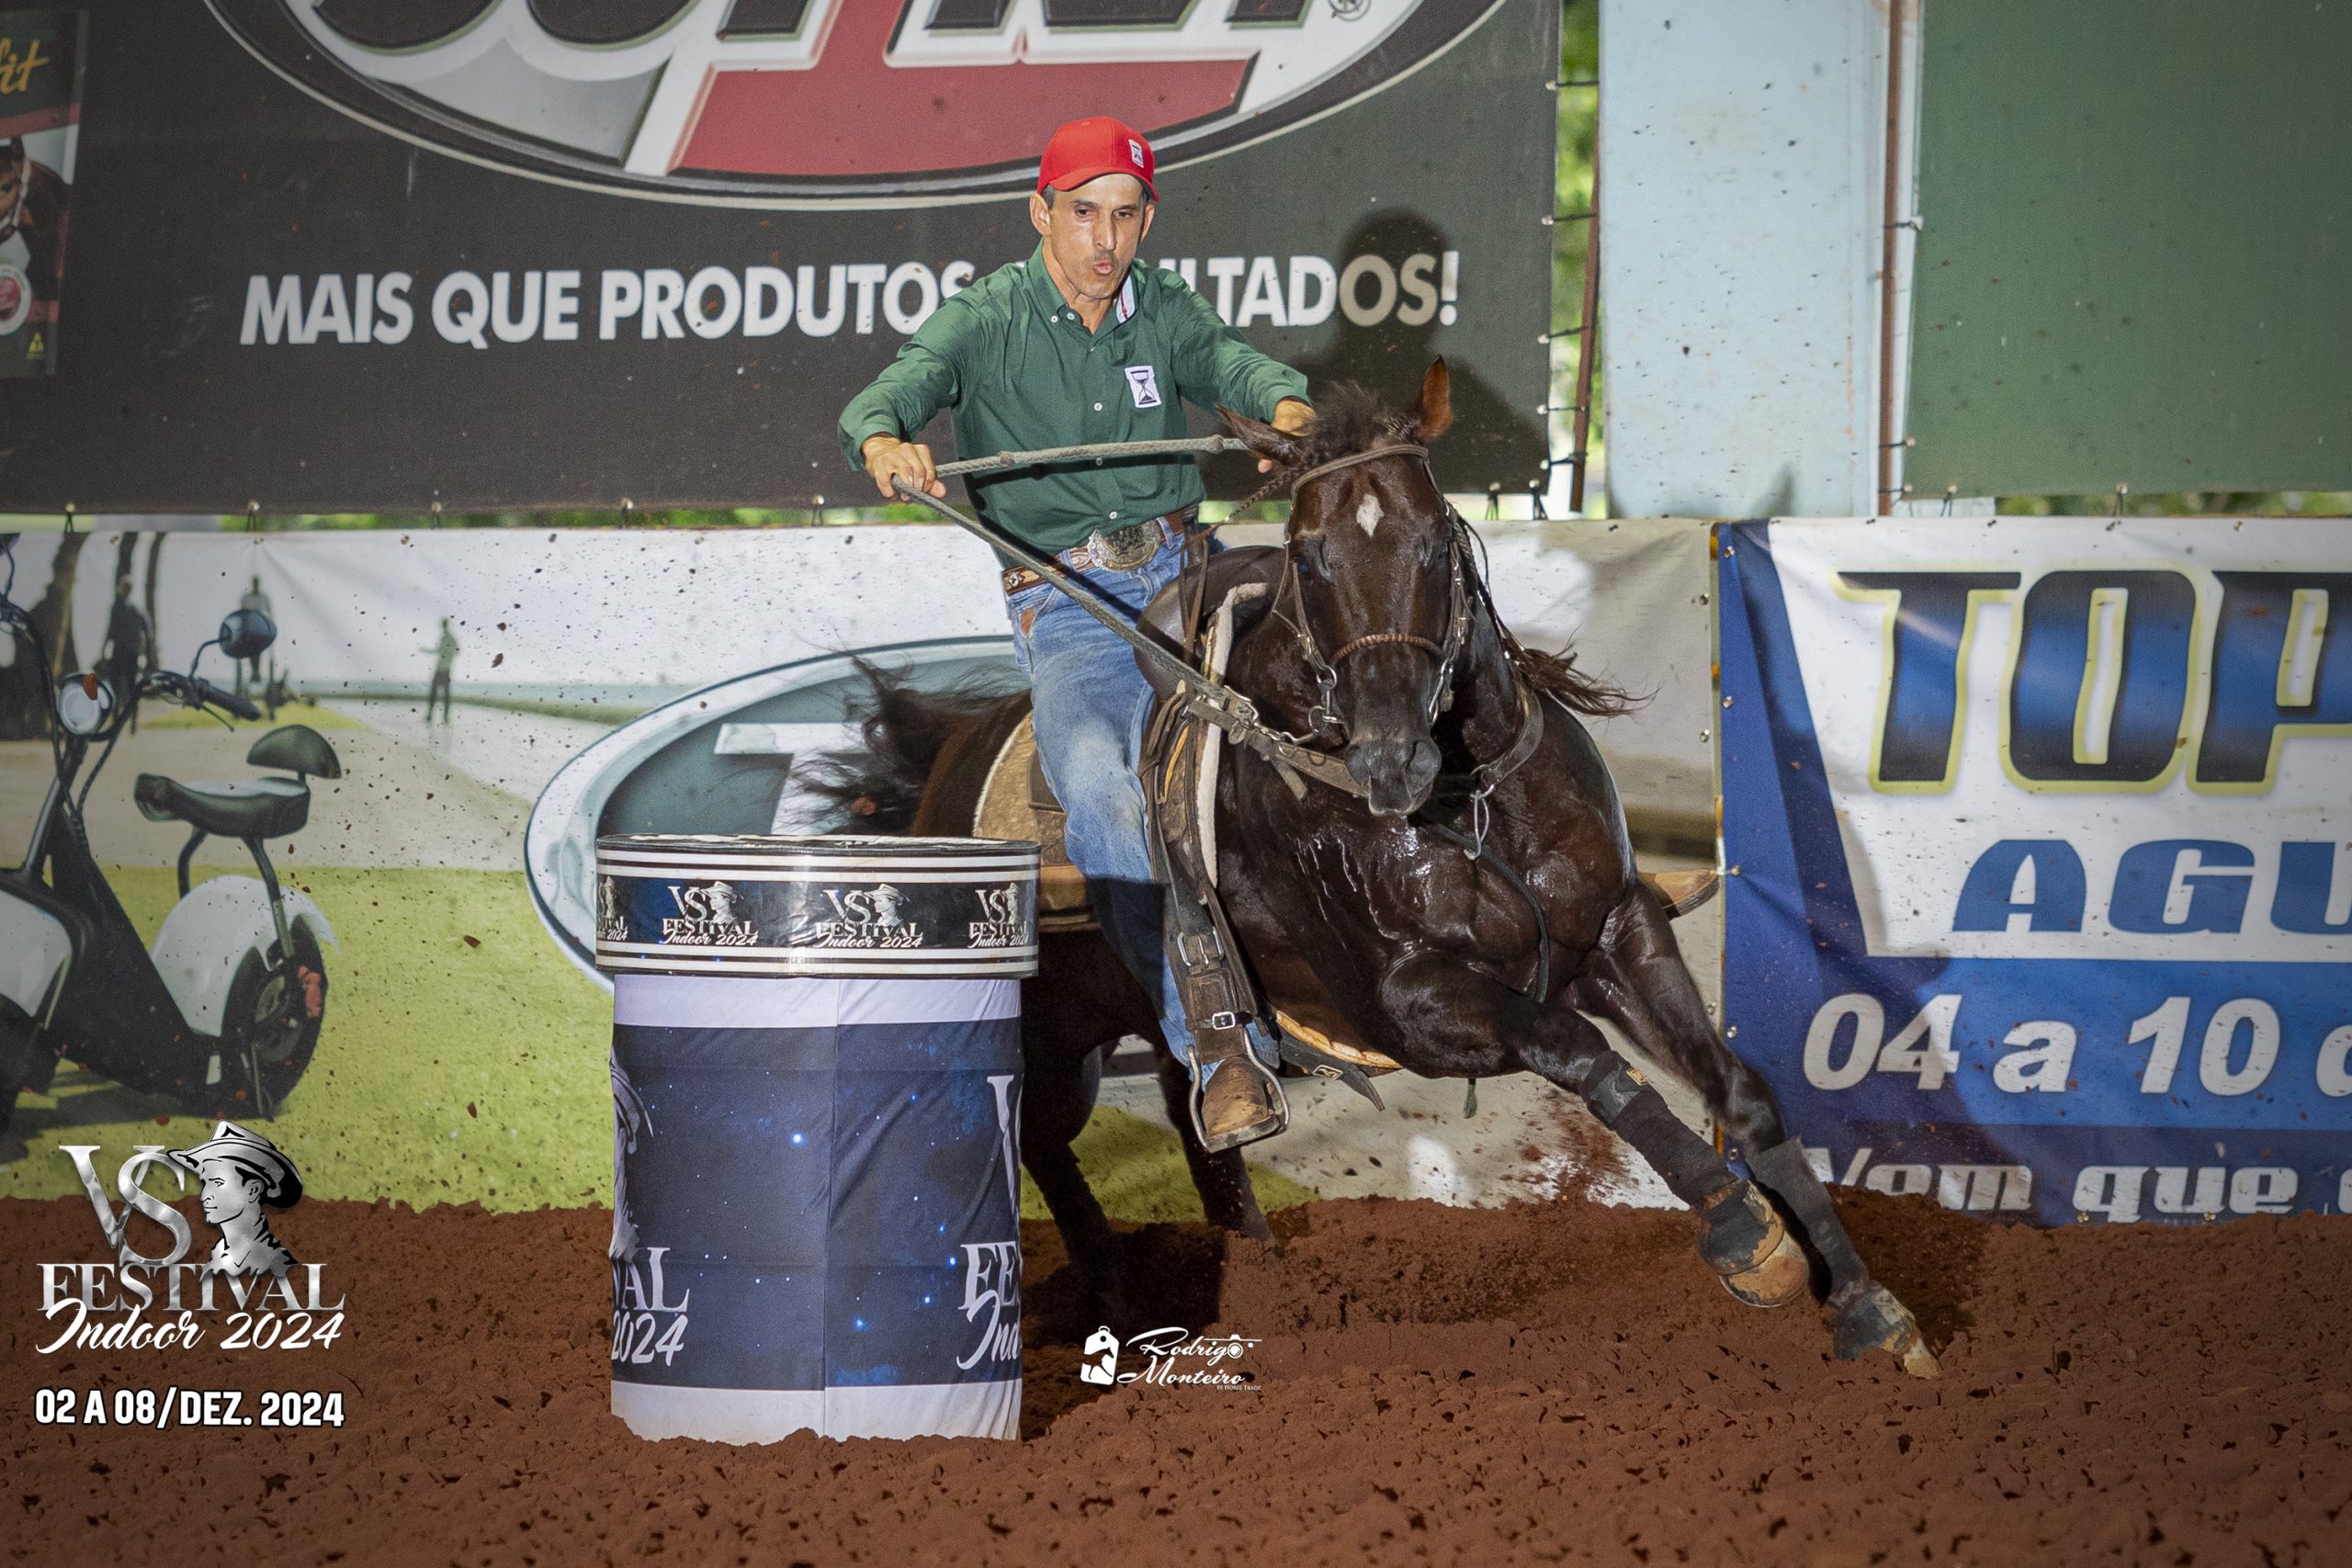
598, 833, 1035, 857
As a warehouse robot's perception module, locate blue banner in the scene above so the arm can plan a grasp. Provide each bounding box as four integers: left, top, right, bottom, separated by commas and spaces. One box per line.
1719, 518, 2352, 1225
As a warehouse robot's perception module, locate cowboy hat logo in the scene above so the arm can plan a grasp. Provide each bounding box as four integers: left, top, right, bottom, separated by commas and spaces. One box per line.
169, 1121, 305, 1280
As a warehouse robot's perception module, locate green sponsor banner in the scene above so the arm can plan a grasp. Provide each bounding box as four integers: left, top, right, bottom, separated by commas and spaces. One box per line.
1905, 0, 2352, 496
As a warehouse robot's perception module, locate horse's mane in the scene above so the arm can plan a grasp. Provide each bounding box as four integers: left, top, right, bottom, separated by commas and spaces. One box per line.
1274, 382, 1419, 476
1252, 382, 1644, 721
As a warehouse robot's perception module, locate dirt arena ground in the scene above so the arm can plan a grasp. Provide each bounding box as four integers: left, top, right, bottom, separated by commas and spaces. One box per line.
4, 1189, 2346, 1567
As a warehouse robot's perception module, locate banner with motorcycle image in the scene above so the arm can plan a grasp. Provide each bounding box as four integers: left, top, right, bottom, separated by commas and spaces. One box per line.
0, 519, 1717, 1214
1718, 517, 2352, 1226
0, 0, 1556, 512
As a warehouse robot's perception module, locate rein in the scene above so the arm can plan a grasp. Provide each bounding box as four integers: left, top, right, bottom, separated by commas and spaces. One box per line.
889, 476, 1372, 801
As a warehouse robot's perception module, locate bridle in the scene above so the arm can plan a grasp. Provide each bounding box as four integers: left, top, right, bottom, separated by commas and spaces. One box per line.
1286, 538, 1470, 739
1276, 443, 1475, 740
1266, 438, 1555, 996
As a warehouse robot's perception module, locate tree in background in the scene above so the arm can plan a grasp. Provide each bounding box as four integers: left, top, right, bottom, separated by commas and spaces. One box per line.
141, 532, 164, 656
1552, 0, 1600, 506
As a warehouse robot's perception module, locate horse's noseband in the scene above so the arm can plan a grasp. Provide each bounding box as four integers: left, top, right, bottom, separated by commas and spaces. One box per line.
1281, 443, 1474, 738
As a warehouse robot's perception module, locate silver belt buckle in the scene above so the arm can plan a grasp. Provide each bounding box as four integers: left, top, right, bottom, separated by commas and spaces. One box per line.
1085, 519, 1160, 572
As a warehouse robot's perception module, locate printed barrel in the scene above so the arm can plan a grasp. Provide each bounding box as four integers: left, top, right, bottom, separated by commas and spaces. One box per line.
594, 834, 1039, 1443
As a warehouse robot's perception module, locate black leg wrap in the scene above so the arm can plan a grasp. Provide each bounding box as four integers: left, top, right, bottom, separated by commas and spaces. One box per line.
1583, 1060, 1735, 1209
1743, 1144, 1940, 1375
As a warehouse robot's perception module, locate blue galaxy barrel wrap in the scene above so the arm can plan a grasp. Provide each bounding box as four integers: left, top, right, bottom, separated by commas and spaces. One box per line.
594, 835, 1038, 1444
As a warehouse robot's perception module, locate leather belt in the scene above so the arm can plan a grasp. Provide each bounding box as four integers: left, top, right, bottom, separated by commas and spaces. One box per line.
1001, 508, 1199, 595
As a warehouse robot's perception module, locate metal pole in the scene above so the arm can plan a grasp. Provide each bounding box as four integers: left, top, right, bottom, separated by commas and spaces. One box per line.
1567, 113, 1601, 515
1875, 0, 1907, 513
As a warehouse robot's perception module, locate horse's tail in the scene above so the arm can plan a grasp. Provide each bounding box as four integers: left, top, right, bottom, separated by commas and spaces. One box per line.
796, 658, 1026, 833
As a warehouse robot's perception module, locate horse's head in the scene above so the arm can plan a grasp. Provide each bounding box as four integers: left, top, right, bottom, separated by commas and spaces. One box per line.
1226, 360, 1463, 818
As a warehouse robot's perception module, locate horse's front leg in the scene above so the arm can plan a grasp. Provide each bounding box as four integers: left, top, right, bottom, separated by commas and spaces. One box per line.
1375, 953, 1811, 1317
1573, 885, 1939, 1377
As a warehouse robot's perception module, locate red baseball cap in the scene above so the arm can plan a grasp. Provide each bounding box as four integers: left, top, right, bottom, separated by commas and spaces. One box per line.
1037, 117, 1156, 200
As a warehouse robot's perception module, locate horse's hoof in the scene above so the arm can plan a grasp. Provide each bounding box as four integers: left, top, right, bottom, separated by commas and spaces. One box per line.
1721, 1227, 1812, 1309
1696, 1182, 1811, 1309
1832, 1282, 1940, 1378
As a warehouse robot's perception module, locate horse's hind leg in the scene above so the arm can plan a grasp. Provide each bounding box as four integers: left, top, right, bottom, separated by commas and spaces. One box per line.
1576, 885, 1939, 1377
1019, 1010, 1149, 1331
1377, 955, 1806, 1314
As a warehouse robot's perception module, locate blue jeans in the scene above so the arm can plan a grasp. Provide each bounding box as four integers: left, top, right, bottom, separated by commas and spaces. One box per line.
1006, 533, 1275, 1077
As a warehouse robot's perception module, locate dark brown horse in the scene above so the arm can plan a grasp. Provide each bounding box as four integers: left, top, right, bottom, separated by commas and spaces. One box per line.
811, 362, 1938, 1376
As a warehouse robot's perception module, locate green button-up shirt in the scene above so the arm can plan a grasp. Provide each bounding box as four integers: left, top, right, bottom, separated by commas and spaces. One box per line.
838, 245, 1309, 555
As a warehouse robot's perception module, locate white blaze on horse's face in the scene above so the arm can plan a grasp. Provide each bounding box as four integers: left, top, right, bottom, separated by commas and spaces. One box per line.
1354, 493, 1383, 539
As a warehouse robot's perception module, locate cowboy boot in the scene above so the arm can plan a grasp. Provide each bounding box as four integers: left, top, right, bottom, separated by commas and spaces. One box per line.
1189, 1022, 1288, 1153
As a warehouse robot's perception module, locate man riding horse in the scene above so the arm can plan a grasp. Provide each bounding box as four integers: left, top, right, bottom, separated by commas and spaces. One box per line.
840, 116, 1309, 1151
835, 140, 1940, 1372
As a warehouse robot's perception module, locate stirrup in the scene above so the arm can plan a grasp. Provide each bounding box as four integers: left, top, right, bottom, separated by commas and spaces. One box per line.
1189, 1050, 1290, 1154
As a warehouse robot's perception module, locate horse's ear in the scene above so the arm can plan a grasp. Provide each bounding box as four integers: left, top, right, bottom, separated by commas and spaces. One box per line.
1219, 405, 1306, 468
1410, 358, 1453, 443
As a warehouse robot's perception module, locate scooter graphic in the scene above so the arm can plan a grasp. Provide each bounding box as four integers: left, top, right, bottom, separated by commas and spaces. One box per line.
0, 541, 343, 1136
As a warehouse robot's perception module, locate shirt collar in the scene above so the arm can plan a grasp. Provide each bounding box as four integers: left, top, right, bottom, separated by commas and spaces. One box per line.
1024, 243, 1140, 329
